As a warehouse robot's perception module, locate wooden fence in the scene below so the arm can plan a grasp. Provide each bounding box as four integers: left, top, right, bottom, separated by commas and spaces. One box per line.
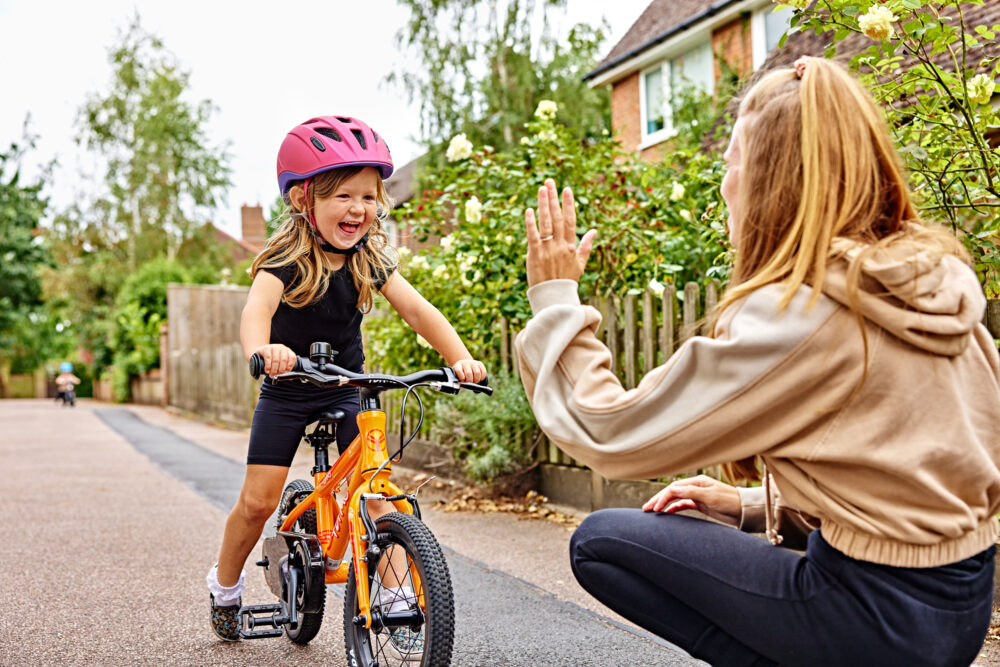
380, 281, 722, 470
163, 281, 1000, 468
166, 284, 259, 425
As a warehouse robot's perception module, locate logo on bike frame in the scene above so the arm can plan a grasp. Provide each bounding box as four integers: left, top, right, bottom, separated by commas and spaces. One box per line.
366, 429, 386, 452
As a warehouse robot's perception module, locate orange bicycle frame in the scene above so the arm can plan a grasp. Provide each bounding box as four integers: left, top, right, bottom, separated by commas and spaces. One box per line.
277, 406, 418, 629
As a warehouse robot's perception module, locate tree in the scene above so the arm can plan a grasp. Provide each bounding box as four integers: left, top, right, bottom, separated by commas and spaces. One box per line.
388, 0, 611, 154
0, 128, 55, 388
78, 13, 232, 269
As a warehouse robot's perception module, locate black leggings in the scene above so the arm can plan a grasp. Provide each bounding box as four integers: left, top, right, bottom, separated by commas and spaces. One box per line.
247, 382, 361, 466
569, 509, 993, 667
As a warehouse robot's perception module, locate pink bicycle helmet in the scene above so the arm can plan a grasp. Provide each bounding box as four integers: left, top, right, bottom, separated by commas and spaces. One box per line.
276, 116, 393, 195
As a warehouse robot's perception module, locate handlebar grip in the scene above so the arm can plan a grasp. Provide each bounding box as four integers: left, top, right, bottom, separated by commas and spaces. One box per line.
249, 353, 265, 379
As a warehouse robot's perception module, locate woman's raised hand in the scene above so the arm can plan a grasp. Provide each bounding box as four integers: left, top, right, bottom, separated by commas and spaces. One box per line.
642, 475, 742, 527
524, 179, 597, 287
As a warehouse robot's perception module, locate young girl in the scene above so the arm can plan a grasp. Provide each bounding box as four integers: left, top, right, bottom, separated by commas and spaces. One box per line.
207, 115, 486, 642
518, 58, 999, 665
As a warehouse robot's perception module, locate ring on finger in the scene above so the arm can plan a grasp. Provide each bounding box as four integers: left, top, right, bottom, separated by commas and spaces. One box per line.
540, 235, 554, 241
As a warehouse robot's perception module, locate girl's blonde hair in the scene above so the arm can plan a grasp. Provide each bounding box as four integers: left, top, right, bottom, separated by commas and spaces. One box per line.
717, 58, 966, 483
250, 166, 397, 312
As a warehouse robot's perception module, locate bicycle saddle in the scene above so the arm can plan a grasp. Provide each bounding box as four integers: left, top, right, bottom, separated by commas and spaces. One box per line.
313, 410, 346, 424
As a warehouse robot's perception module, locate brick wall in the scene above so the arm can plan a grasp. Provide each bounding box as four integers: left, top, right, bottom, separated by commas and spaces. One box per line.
712, 14, 754, 85
611, 72, 641, 153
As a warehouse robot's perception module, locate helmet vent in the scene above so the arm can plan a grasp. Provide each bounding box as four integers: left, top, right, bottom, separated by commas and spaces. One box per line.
336, 116, 352, 123
372, 131, 380, 144
315, 128, 342, 142
351, 129, 367, 150
310, 136, 326, 152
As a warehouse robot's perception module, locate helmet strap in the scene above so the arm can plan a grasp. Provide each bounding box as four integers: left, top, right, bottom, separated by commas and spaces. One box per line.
318, 233, 370, 255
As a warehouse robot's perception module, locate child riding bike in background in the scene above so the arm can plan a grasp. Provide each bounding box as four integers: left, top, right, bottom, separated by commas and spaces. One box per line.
54, 362, 80, 407
206, 115, 486, 645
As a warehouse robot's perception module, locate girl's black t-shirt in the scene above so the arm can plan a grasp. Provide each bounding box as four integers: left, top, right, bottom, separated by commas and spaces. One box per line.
263, 262, 393, 374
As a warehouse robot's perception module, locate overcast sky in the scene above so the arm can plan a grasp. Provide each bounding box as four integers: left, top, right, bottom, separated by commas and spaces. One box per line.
0, 0, 650, 239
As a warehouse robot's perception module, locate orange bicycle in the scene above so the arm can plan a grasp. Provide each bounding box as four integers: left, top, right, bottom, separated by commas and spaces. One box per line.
240, 342, 491, 667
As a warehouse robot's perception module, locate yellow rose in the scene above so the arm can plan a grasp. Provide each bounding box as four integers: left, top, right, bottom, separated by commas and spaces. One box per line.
858, 6, 896, 41
966, 74, 996, 106
446, 133, 474, 162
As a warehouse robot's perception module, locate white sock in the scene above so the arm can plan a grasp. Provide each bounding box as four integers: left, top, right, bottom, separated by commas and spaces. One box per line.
379, 586, 415, 613
206, 564, 246, 607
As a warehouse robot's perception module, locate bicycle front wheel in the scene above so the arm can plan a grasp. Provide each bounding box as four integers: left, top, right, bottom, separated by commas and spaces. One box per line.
344, 512, 454, 667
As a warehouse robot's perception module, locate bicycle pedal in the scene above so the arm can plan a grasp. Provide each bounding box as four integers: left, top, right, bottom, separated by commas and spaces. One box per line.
238, 604, 287, 639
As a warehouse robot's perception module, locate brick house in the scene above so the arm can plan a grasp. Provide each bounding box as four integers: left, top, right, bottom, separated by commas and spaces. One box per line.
585, 0, 794, 160
211, 204, 267, 265
587, 0, 1000, 158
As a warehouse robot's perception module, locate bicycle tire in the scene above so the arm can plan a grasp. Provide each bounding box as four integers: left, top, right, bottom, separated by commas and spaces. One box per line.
278, 479, 325, 645
344, 512, 454, 667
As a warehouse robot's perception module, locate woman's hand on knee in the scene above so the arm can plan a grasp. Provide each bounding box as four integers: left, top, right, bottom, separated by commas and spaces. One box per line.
641, 475, 741, 527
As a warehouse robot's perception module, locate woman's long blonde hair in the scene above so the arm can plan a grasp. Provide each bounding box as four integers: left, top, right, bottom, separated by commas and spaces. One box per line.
250, 166, 397, 312
717, 58, 966, 483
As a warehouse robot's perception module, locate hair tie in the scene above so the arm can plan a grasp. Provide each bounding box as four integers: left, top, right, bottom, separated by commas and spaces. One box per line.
793, 56, 810, 79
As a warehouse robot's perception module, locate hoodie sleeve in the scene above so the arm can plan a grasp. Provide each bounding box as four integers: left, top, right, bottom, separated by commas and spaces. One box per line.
515, 279, 849, 480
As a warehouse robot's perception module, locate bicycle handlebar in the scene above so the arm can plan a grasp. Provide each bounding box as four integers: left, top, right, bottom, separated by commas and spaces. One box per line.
249, 351, 493, 396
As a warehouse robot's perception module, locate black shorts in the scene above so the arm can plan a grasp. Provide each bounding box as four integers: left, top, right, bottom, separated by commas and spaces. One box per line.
247, 381, 361, 467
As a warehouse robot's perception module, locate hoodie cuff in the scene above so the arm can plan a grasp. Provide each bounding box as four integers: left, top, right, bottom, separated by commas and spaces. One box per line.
527, 280, 582, 315
737, 486, 767, 533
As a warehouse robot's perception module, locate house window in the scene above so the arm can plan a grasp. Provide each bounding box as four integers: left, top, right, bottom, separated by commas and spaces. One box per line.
752, 5, 794, 69
640, 40, 714, 145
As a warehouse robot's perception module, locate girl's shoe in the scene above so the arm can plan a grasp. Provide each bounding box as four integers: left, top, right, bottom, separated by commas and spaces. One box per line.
386, 626, 424, 662
210, 594, 242, 641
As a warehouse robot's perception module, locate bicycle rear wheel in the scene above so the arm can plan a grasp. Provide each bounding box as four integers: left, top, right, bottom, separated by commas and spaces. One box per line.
344, 512, 454, 667
277, 479, 325, 644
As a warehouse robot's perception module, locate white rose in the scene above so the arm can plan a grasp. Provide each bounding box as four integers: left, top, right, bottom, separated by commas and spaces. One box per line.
670, 182, 685, 202
534, 100, 558, 119
967, 74, 996, 106
440, 235, 455, 251
410, 256, 429, 271
465, 196, 483, 224
858, 6, 896, 41
647, 279, 665, 296
433, 264, 448, 277
397, 246, 412, 259
446, 133, 474, 162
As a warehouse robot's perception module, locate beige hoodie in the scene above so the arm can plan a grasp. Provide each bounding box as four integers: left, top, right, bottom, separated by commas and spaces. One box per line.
516, 242, 1000, 568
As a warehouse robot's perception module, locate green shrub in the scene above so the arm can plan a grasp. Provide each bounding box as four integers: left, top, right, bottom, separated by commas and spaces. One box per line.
430, 370, 541, 481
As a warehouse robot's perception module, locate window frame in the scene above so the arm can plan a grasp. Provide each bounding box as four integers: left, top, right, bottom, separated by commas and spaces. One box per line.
751, 4, 794, 70
637, 35, 714, 149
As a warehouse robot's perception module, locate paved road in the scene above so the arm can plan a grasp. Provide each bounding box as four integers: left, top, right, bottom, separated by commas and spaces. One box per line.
0, 399, 704, 666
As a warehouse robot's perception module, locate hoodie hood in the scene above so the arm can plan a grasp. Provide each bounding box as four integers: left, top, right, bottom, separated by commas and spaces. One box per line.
822, 234, 986, 356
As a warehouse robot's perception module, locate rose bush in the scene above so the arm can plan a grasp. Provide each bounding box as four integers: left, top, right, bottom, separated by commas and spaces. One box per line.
787, 0, 1000, 295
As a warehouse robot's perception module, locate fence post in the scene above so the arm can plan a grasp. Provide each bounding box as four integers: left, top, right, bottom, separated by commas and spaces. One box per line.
624, 293, 637, 388
509, 325, 520, 378
499, 318, 510, 372
986, 299, 1000, 339
605, 295, 619, 377
681, 282, 700, 342
661, 284, 676, 360
642, 291, 655, 375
